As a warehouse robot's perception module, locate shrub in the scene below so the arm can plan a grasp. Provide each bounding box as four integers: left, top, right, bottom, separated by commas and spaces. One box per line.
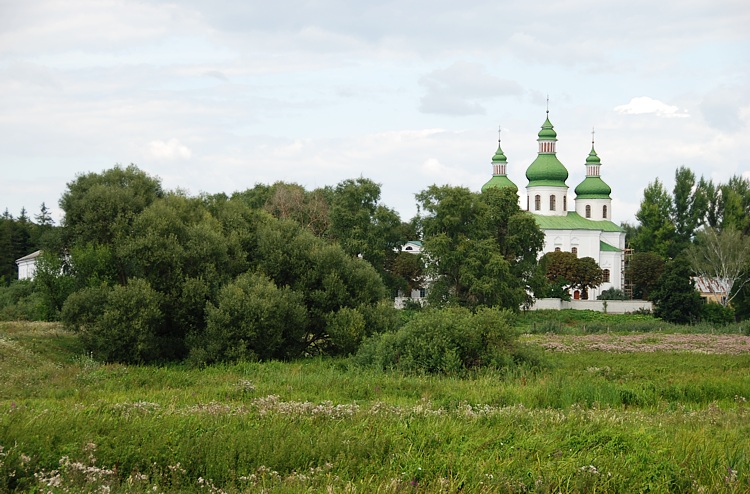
61, 279, 164, 363
0, 281, 46, 321
700, 302, 735, 326
194, 272, 308, 364
355, 306, 536, 375
326, 307, 367, 356
598, 288, 627, 300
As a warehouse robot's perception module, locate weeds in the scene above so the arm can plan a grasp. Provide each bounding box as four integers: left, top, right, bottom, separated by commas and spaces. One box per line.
1, 321, 749, 493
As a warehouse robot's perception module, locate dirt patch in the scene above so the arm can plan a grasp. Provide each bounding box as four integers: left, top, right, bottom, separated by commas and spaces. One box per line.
527, 333, 750, 354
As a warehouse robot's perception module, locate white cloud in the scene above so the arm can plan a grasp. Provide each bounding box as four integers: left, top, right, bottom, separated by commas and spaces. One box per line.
614, 97, 689, 118
148, 139, 192, 161
419, 62, 522, 115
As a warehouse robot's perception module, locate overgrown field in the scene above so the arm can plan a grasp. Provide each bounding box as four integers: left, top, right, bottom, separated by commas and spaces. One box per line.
1, 321, 749, 493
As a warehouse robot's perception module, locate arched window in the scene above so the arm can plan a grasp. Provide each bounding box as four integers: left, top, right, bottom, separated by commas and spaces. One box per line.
554, 247, 561, 252
527, 196, 530, 211
550, 195, 556, 211
603, 205, 608, 219
571, 247, 578, 256
563, 196, 567, 211
602, 269, 610, 283
585, 205, 591, 218
535, 195, 541, 211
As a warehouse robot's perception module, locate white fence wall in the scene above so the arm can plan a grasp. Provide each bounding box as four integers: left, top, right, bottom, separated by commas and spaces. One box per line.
529, 298, 653, 314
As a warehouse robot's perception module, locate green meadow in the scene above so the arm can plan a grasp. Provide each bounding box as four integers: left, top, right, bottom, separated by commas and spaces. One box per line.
1, 320, 749, 493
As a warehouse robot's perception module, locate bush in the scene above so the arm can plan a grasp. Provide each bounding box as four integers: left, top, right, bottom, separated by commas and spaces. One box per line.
62, 279, 164, 363
326, 307, 367, 356
0, 281, 46, 321
598, 288, 627, 300
193, 272, 308, 364
355, 306, 536, 375
700, 302, 735, 326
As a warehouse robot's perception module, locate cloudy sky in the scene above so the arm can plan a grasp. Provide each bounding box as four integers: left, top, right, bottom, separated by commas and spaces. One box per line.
1, 0, 748, 226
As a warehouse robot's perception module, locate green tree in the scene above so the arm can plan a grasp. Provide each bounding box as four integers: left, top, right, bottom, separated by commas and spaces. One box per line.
541, 252, 603, 300
651, 257, 703, 324
62, 279, 164, 363
719, 176, 750, 234
388, 250, 425, 295
60, 164, 163, 249
631, 178, 677, 257
625, 251, 666, 300
672, 167, 706, 250
572, 257, 604, 300
686, 227, 750, 308
416, 185, 542, 309
329, 178, 402, 286
197, 272, 308, 363
251, 215, 391, 355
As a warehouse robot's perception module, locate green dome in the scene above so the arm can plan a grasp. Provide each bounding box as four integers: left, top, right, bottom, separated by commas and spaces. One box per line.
575, 176, 611, 198
526, 154, 568, 187
492, 142, 507, 163
585, 145, 601, 164
482, 175, 518, 192
538, 116, 557, 140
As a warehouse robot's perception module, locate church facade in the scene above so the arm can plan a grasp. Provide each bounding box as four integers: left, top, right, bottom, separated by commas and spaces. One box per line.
482, 114, 626, 300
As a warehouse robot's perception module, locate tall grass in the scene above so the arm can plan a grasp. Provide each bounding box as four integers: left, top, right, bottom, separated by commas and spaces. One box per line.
1, 322, 749, 493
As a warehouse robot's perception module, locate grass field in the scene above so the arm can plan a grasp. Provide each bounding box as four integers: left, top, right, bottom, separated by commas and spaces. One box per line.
1, 320, 749, 493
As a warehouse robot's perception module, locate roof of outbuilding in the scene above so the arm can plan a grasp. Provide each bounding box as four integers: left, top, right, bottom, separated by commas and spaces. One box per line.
15, 250, 42, 263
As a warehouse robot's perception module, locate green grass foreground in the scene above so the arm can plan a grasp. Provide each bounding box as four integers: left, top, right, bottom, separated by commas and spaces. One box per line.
1, 321, 749, 493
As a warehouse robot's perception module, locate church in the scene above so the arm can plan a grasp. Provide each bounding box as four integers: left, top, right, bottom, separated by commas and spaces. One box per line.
481, 112, 626, 300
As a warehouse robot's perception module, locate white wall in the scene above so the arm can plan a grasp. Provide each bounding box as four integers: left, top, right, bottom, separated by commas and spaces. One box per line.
529, 298, 653, 314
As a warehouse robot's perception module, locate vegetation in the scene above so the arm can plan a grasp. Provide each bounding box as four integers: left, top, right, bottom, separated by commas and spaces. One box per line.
625, 170, 750, 320
1, 321, 749, 493
415, 186, 544, 309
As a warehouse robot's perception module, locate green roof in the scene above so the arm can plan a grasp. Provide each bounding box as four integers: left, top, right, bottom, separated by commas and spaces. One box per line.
585, 145, 601, 164
482, 175, 518, 192
538, 116, 557, 140
492, 142, 507, 163
575, 176, 611, 198
526, 153, 568, 187
533, 212, 623, 232
600, 241, 622, 252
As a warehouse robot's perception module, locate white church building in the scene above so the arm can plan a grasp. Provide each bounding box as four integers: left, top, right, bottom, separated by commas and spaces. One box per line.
482, 112, 626, 300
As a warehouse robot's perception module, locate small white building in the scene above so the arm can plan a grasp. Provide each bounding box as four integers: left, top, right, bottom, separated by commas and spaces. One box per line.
16, 250, 42, 280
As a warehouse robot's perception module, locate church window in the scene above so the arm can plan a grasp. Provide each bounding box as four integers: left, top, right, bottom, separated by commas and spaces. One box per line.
571, 247, 578, 256
550, 195, 556, 211
602, 269, 610, 283
555, 247, 561, 252
419, 288, 426, 298
535, 195, 541, 211
603, 205, 608, 219
527, 196, 530, 211
563, 196, 567, 210
585, 205, 591, 218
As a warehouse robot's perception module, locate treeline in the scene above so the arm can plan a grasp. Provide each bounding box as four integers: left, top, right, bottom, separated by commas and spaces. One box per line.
0, 204, 55, 284
624, 167, 750, 322
0, 165, 556, 369
2, 163, 749, 366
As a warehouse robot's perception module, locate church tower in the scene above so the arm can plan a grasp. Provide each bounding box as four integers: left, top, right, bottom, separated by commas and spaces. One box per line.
481, 127, 517, 192
574, 133, 613, 221
525, 112, 569, 216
